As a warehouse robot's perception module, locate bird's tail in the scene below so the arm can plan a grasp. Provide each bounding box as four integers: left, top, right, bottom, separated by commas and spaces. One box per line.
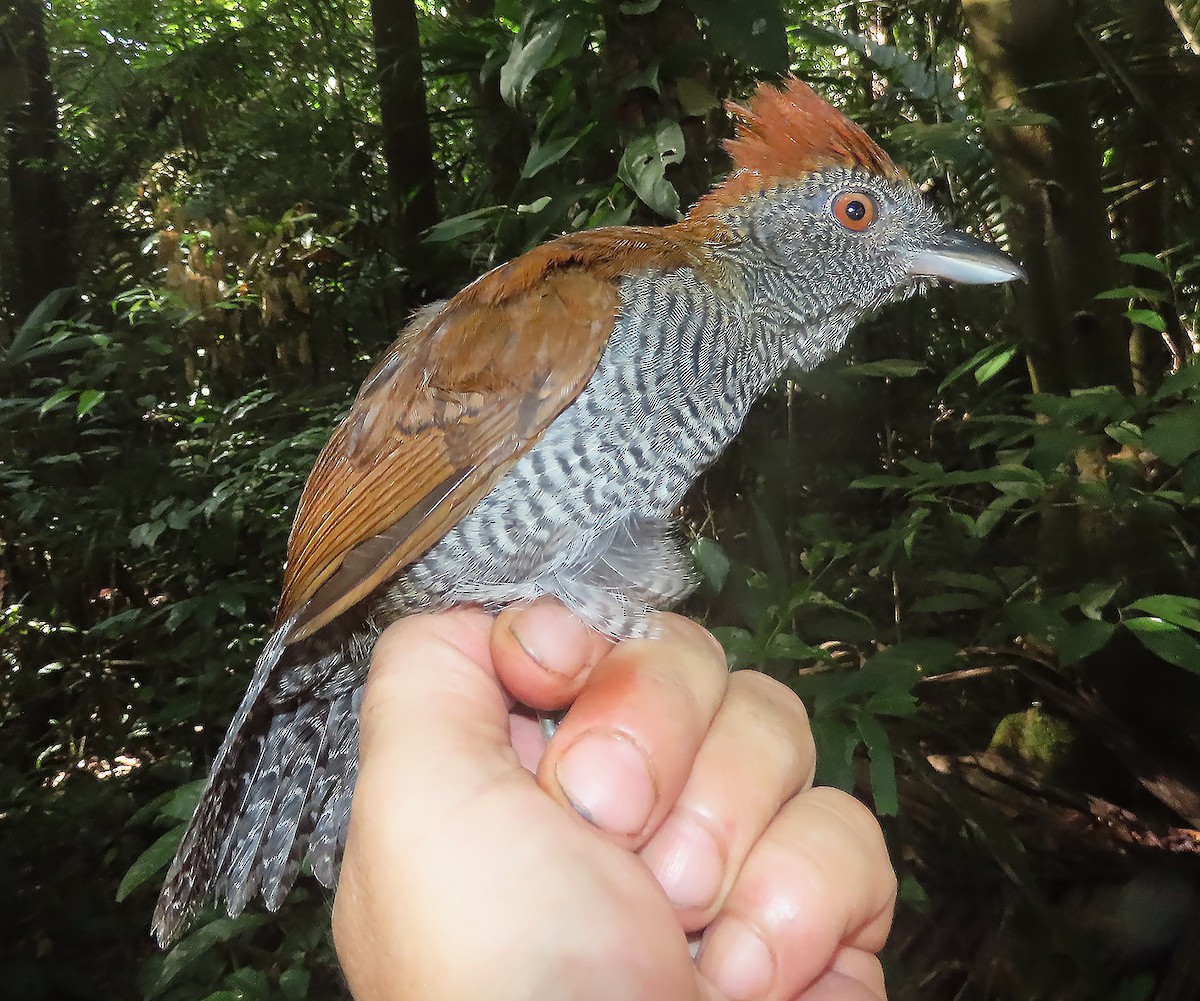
152, 626, 365, 946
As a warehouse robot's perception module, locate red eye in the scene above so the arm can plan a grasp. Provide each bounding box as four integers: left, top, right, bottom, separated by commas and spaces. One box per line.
832, 191, 877, 232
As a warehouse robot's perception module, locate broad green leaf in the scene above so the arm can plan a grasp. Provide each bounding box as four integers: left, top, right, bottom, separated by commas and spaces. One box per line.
153, 915, 267, 997
863, 689, 919, 718
1119, 251, 1168, 273
691, 536, 730, 592
1125, 595, 1200, 633
1095, 285, 1167, 302
517, 195, 552, 214
1056, 620, 1115, 665
855, 712, 899, 815
39, 387, 76, 417
766, 632, 828, 662
500, 17, 565, 106
1154, 362, 1200, 399
865, 638, 959, 677
117, 828, 182, 902
1125, 618, 1200, 674
279, 968, 311, 1001
676, 76, 720, 116
1125, 308, 1166, 332
76, 389, 105, 417
1, 287, 75, 366
938, 341, 1020, 392
927, 571, 1003, 596
163, 779, 207, 821
424, 206, 503, 243
843, 358, 928, 379
910, 592, 989, 613
618, 119, 685, 219
130, 520, 167, 548
974, 345, 1018, 384
1143, 404, 1200, 464
809, 717, 858, 791
521, 133, 581, 178
1006, 601, 1068, 643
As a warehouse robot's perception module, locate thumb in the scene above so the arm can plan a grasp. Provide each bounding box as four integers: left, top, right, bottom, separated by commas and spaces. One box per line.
358, 608, 516, 781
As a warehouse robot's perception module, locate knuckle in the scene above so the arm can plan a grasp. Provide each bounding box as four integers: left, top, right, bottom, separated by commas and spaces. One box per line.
728, 670, 815, 764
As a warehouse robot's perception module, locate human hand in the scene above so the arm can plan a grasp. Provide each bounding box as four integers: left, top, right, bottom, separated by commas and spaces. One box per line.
332, 602, 895, 1001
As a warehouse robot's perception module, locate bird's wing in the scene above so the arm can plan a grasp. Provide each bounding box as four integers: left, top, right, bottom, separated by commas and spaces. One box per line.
275, 224, 728, 643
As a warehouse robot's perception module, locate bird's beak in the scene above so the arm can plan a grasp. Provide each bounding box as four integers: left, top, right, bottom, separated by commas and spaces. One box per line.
907, 230, 1026, 286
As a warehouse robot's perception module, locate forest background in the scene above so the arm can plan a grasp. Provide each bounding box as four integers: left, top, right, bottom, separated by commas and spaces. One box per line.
3, 1, 1200, 998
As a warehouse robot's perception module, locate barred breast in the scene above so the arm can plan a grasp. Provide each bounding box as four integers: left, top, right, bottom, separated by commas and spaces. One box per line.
388, 260, 789, 635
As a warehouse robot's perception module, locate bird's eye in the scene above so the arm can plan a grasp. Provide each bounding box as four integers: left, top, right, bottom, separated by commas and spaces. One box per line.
832, 191, 877, 232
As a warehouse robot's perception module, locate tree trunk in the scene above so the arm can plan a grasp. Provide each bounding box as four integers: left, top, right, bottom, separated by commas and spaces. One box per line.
2, 0, 76, 318
370, 0, 439, 276
961, 0, 1132, 393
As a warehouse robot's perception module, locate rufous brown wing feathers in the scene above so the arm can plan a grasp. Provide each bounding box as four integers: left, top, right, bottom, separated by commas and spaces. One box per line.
275, 223, 728, 643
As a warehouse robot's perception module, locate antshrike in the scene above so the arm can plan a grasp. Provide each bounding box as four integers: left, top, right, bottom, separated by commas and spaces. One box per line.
154, 77, 1023, 944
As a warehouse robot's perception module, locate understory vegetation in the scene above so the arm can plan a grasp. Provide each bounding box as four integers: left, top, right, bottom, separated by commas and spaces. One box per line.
3, 1, 1199, 999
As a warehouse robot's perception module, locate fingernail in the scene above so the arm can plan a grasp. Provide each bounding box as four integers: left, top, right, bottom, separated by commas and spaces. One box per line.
555, 730, 656, 835
699, 917, 774, 1001
509, 602, 593, 678
644, 814, 725, 911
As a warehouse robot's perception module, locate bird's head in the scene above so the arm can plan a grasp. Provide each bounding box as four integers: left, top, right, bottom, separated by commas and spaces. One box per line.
689, 78, 1023, 355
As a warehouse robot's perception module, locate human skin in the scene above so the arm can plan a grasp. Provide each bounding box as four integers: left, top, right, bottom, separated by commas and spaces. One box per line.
332, 600, 895, 1001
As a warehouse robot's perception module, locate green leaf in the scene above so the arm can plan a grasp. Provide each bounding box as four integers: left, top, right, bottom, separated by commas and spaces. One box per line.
974, 345, 1018, 384
279, 967, 311, 1001
809, 717, 858, 791
39, 387, 76, 417
676, 77, 720, 116
1154, 362, 1200, 400
1143, 404, 1200, 464
117, 828, 182, 902
500, 17, 565, 106
1119, 252, 1168, 273
521, 133, 581, 179
129, 520, 167, 548
938, 341, 1019, 392
1056, 620, 1115, 665
1, 287, 75, 367
163, 779, 206, 821
1095, 285, 1167, 302
863, 689, 918, 718
843, 358, 928, 379
618, 119, 685, 219
855, 712, 899, 815
152, 915, 267, 997
1125, 618, 1200, 674
691, 537, 730, 592
927, 571, 1003, 596
910, 592, 989, 613
1006, 601, 1068, 643
1125, 308, 1166, 332
766, 632, 828, 662
867, 638, 961, 676
517, 195, 552, 214
424, 206, 503, 243
897, 872, 931, 912
1125, 595, 1200, 633
76, 389, 105, 417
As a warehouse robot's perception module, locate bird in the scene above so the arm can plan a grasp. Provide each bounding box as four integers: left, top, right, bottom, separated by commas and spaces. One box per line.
152, 76, 1023, 945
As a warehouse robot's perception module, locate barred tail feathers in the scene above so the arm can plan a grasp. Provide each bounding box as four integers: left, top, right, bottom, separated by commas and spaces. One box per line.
151, 625, 363, 946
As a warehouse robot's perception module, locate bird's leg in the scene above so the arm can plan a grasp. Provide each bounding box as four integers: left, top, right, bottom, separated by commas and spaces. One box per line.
539, 711, 561, 742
